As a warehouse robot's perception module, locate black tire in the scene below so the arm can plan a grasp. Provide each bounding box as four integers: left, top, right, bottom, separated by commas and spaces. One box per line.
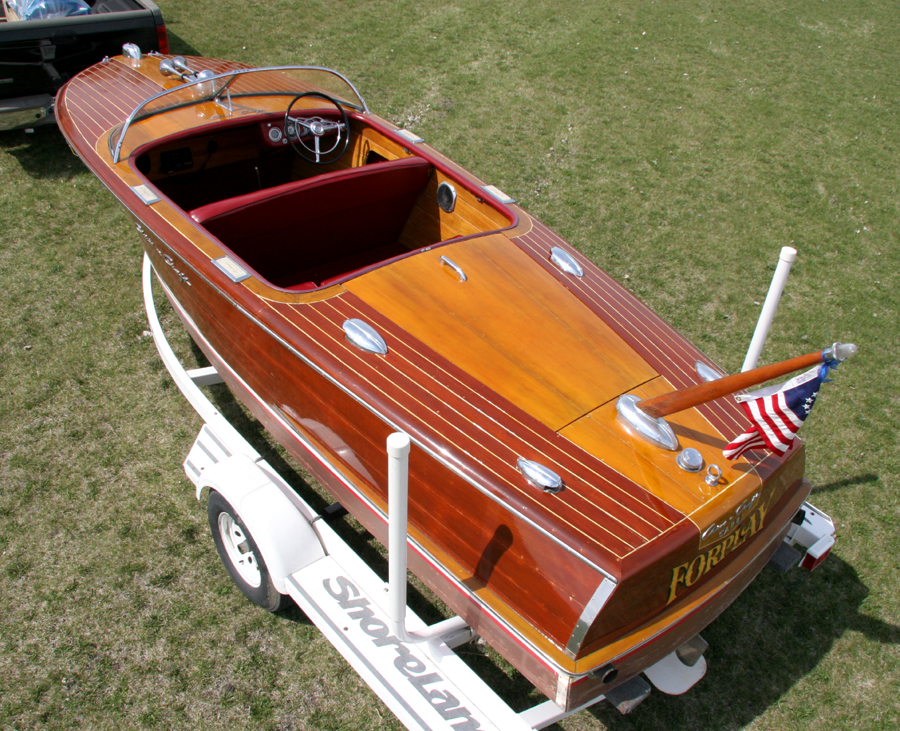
207, 490, 289, 612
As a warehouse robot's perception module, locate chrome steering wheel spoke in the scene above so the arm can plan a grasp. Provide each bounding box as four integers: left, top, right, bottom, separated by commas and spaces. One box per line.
285, 92, 350, 165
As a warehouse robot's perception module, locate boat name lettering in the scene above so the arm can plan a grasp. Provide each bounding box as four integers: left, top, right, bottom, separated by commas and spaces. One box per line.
667, 500, 770, 606
324, 575, 483, 730
134, 222, 191, 286
700, 491, 762, 545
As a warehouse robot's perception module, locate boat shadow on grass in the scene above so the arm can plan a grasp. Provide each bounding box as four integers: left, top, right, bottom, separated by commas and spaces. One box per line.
164, 31, 200, 59
0, 125, 84, 181
586, 549, 899, 730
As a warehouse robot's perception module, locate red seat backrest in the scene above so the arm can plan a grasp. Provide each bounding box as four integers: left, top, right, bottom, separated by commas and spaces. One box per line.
190, 157, 433, 284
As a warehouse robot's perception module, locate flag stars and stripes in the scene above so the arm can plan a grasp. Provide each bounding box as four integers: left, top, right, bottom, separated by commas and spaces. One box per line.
724, 367, 827, 460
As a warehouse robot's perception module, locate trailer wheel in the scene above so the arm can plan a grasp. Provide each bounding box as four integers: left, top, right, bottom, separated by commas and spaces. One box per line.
207, 490, 288, 612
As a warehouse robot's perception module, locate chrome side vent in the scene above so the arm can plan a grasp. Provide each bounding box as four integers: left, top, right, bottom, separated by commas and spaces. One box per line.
695, 361, 724, 382
517, 458, 564, 493
550, 246, 584, 278
342, 319, 388, 355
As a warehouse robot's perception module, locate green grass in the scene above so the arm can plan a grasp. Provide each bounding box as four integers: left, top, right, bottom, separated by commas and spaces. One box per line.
1, 1, 898, 729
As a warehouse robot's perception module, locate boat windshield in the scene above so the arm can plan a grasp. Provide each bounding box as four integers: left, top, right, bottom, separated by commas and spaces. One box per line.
110, 66, 367, 163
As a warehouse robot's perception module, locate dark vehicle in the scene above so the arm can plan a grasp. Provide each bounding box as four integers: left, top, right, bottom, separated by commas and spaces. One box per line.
0, 0, 166, 130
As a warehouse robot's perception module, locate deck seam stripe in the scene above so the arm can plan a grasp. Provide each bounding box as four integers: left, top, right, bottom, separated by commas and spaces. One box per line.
328, 296, 676, 535
326, 296, 660, 544
261, 296, 643, 558
516, 226, 748, 434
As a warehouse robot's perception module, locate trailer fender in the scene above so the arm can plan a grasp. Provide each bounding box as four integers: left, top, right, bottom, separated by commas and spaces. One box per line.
197, 454, 325, 593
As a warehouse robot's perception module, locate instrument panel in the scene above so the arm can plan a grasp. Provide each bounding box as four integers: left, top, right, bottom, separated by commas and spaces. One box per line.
259, 113, 345, 149
260, 120, 295, 147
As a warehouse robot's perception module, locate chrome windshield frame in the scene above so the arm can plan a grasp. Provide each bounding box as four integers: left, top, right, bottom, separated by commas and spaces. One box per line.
110, 65, 368, 164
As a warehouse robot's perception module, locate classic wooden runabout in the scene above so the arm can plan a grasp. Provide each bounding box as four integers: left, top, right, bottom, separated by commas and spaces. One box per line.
56, 53, 827, 710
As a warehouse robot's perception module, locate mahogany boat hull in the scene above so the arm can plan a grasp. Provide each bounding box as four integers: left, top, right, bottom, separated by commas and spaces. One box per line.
57, 53, 819, 709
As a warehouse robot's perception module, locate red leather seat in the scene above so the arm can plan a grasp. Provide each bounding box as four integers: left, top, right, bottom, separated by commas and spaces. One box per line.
190, 156, 433, 288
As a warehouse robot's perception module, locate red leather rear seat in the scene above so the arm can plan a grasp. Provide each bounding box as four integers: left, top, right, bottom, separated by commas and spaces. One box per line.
190, 156, 433, 287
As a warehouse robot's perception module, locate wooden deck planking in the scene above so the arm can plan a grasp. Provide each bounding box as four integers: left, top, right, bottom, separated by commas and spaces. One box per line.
515, 221, 757, 440
258, 291, 685, 560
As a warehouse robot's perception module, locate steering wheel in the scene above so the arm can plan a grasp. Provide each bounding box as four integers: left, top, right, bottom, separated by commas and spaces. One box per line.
284, 91, 350, 165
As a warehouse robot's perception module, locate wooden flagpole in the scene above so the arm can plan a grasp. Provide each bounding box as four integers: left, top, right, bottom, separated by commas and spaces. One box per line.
637, 350, 827, 420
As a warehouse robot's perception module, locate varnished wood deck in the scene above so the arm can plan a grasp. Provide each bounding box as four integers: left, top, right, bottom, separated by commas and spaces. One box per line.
56, 54, 808, 705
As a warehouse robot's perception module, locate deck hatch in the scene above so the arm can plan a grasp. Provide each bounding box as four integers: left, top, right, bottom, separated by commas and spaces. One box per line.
347, 236, 656, 432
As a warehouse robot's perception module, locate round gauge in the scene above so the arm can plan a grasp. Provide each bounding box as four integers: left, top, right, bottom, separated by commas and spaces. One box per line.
268, 126, 283, 143
285, 120, 298, 139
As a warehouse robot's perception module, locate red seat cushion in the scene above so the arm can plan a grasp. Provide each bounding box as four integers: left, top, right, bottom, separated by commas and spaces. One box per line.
190, 157, 433, 286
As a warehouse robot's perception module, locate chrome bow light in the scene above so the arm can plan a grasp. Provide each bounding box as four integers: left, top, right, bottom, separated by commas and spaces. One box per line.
122, 43, 142, 68
823, 341, 858, 363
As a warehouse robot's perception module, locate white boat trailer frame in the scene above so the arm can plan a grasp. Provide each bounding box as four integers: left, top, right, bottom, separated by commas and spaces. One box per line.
142, 253, 835, 731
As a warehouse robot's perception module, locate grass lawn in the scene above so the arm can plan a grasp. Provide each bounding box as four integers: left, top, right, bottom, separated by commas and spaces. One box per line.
1, 1, 898, 729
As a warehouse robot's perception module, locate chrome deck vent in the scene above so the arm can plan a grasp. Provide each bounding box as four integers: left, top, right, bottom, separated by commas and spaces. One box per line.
122, 43, 142, 68
550, 246, 584, 278
343, 319, 388, 355
695, 361, 724, 382
616, 394, 679, 451
517, 458, 564, 493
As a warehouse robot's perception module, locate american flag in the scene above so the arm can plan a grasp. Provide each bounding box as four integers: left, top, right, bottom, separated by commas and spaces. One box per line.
723, 366, 824, 460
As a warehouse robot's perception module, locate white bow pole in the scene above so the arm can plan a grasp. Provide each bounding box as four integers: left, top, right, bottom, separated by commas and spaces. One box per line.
741, 246, 797, 373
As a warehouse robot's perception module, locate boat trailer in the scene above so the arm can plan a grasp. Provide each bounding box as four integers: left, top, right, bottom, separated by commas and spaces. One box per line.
142, 253, 835, 730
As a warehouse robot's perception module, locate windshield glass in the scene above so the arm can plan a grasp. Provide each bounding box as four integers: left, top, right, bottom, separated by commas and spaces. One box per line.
111, 66, 367, 162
